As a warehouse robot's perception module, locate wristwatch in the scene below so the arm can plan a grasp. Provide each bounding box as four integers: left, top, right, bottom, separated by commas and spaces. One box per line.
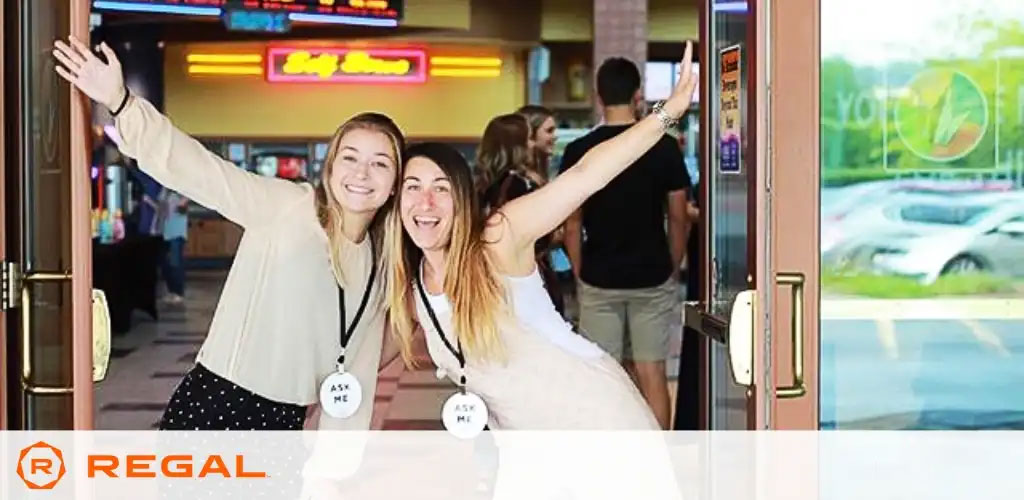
651, 101, 679, 130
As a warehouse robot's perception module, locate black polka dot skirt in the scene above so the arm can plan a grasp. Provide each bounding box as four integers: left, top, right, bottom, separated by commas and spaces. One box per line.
159, 363, 305, 431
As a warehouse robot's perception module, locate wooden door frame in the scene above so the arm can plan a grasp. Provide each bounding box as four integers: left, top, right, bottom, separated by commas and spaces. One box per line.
71, 0, 93, 430
1, 0, 8, 431
767, 0, 820, 429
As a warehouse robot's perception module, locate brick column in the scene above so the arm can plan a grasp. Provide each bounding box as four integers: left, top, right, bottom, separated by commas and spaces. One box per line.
592, 0, 647, 117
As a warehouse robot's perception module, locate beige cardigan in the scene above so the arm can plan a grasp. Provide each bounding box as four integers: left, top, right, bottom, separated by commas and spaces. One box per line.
115, 96, 385, 430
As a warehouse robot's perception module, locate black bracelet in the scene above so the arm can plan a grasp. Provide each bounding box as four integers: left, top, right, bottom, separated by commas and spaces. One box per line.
111, 89, 130, 117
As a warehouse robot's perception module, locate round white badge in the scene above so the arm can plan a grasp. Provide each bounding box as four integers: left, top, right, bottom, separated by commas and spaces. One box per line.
319, 371, 362, 419
441, 391, 488, 439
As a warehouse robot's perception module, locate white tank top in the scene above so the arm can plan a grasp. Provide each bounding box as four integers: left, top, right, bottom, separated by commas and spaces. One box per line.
418, 264, 604, 359
414, 264, 658, 430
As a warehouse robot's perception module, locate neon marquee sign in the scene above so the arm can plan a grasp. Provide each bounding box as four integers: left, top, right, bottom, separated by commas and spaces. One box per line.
266, 47, 426, 83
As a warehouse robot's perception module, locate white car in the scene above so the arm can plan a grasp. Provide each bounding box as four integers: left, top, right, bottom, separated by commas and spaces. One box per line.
823, 192, 1024, 283
820, 180, 1013, 253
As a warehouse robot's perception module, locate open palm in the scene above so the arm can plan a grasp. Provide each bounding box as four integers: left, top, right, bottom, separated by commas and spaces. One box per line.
665, 41, 697, 117
53, 36, 126, 111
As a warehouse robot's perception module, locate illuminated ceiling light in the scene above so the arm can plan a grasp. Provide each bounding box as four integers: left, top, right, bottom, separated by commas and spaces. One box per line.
188, 65, 264, 75
92, 1, 220, 16
288, 12, 398, 28
430, 56, 502, 68
430, 68, 501, 78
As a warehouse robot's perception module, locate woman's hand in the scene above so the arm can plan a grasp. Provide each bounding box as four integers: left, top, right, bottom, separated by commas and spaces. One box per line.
664, 41, 698, 119
53, 36, 127, 111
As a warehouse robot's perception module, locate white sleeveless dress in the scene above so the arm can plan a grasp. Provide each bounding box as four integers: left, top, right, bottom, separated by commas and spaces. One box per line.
414, 266, 659, 430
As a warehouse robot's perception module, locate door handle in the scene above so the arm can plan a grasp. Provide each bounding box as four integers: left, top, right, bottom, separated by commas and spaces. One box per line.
774, 272, 806, 398
728, 290, 755, 387
92, 289, 111, 382
21, 271, 75, 396
683, 301, 728, 344
683, 292, 756, 387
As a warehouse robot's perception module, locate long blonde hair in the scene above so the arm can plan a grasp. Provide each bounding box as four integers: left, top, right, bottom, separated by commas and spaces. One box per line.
386, 143, 507, 365
315, 113, 405, 285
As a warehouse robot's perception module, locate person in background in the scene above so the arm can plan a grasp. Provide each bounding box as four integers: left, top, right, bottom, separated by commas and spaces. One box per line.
476, 114, 565, 315
127, 166, 163, 236
158, 187, 189, 304
560, 56, 692, 430
518, 105, 577, 302
516, 105, 557, 176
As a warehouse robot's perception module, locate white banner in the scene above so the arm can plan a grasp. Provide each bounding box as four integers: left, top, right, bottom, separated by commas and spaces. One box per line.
3, 431, 1023, 500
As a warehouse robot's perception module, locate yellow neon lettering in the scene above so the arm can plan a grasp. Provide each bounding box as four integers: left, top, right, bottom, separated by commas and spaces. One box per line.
281, 50, 411, 79
282, 51, 340, 79
340, 51, 410, 76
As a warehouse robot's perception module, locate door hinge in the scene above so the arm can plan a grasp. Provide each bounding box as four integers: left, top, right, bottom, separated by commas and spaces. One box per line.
2, 261, 22, 310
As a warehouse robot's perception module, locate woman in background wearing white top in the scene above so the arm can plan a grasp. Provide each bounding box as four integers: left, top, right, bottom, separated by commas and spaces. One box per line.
386, 44, 695, 430
53, 36, 400, 431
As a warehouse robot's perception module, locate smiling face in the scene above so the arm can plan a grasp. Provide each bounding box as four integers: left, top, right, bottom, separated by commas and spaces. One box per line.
328, 127, 399, 215
400, 156, 455, 253
533, 116, 557, 157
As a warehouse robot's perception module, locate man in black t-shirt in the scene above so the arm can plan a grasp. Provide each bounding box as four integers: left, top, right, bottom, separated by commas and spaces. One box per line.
560, 57, 691, 430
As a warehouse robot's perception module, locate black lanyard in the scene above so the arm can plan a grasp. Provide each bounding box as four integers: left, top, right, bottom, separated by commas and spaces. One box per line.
415, 268, 467, 388
336, 244, 377, 368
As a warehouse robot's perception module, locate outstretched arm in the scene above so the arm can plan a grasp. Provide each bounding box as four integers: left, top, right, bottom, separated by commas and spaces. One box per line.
489, 41, 697, 251
54, 36, 304, 229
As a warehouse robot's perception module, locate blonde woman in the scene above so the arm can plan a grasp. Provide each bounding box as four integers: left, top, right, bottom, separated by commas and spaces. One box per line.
386, 44, 695, 430
516, 104, 557, 175
54, 36, 401, 430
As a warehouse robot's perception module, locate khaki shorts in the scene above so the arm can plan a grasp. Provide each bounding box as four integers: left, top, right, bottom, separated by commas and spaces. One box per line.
577, 278, 680, 363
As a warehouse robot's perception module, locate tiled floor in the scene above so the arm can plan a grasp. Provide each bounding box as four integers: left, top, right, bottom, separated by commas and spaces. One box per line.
94, 271, 682, 430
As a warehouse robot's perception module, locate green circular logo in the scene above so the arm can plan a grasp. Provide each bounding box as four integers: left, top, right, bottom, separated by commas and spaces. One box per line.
894, 68, 988, 162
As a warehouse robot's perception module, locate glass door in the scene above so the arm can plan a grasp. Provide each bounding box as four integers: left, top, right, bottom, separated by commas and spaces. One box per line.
744, 0, 1024, 430
3, 0, 94, 429
692, 0, 823, 430
818, 0, 1024, 430
687, 0, 762, 429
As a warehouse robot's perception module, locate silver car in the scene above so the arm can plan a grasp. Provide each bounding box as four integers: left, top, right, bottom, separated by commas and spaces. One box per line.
823, 192, 1024, 283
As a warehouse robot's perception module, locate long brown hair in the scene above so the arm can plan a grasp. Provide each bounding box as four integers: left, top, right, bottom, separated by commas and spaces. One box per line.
474, 114, 543, 199
387, 143, 507, 364
315, 113, 405, 285
517, 104, 555, 174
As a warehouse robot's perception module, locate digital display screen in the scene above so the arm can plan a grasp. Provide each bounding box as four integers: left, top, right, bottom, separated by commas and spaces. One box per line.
223, 9, 290, 32
226, 0, 402, 20
92, 0, 403, 23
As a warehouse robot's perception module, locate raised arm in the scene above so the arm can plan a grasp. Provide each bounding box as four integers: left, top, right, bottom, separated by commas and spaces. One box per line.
490, 42, 697, 250
54, 36, 303, 228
